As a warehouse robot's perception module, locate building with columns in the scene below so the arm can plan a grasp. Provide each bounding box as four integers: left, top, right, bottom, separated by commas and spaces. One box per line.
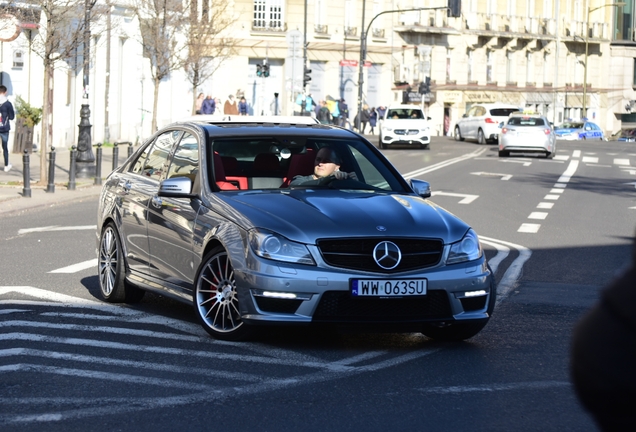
0, 0, 635, 149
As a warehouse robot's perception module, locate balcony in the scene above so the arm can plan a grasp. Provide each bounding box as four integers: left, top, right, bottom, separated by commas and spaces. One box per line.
252, 20, 286, 33
344, 26, 358, 37
372, 28, 385, 38
315, 24, 328, 35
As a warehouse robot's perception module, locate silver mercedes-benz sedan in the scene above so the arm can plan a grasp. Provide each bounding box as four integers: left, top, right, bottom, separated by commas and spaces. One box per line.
97, 120, 495, 341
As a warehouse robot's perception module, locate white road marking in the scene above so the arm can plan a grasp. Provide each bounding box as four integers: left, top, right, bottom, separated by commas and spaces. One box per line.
554, 183, 567, 188
49, 259, 97, 274
557, 160, 580, 183
416, 380, 570, 394
499, 159, 532, 166
624, 182, 636, 189
478, 239, 509, 276
582, 156, 598, 163
549, 188, 564, 194
479, 236, 532, 305
573, 150, 581, 158
18, 225, 96, 235
518, 223, 541, 233
430, 191, 479, 204
614, 158, 630, 166
528, 212, 548, 220
402, 148, 487, 179
544, 194, 560, 200
470, 172, 512, 180
537, 202, 554, 209
553, 155, 569, 161
622, 169, 636, 175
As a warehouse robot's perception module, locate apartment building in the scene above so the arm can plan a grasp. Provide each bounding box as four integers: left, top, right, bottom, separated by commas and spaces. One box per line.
0, 0, 634, 148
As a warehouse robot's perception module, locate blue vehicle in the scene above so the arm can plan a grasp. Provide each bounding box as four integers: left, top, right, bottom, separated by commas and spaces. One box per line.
616, 128, 636, 142
555, 120, 605, 141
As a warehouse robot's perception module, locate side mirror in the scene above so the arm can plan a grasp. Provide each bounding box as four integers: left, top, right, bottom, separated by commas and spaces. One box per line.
498, 121, 504, 129
427, 116, 432, 121
410, 179, 431, 198
158, 177, 196, 198
462, 114, 468, 118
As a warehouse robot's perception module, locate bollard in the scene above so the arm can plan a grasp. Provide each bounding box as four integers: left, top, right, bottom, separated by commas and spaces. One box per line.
46, 147, 56, 193
22, 149, 31, 198
112, 142, 119, 172
68, 145, 77, 190
95, 143, 103, 186
127, 142, 133, 158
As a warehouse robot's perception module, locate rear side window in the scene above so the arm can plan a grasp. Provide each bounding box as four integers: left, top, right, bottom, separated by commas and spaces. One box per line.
490, 108, 520, 116
508, 117, 545, 126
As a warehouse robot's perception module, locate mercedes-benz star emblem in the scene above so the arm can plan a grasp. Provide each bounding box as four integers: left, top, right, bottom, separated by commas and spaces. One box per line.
376, 226, 387, 232
373, 241, 402, 270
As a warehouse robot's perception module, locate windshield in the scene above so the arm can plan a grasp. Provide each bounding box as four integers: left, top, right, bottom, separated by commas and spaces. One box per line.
209, 136, 408, 192
558, 122, 584, 129
489, 108, 520, 116
507, 117, 546, 126
386, 109, 424, 119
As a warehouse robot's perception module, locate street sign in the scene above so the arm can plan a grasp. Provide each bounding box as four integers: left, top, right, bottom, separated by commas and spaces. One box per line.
340, 59, 358, 67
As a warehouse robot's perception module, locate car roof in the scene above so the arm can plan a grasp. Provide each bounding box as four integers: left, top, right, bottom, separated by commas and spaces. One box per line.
179, 115, 320, 125
167, 120, 359, 139
386, 104, 424, 110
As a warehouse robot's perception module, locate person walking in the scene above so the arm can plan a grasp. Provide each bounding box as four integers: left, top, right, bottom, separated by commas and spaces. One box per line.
0, 85, 15, 172
238, 96, 248, 115
224, 95, 239, 115
338, 99, 349, 128
360, 104, 370, 134
369, 107, 378, 135
200, 95, 215, 115
194, 92, 205, 114
317, 100, 332, 124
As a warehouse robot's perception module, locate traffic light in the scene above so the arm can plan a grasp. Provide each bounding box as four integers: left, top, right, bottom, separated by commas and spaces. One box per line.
256, 64, 263, 77
419, 76, 431, 94
303, 67, 312, 87
447, 0, 461, 18
263, 63, 270, 77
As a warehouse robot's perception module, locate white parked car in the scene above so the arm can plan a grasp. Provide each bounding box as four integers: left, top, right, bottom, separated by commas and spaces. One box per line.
379, 105, 431, 149
454, 103, 521, 144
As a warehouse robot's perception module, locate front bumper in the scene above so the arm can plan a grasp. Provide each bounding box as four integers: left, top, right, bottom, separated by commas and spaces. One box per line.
235, 246, 494, 327
381, 133, 431, 146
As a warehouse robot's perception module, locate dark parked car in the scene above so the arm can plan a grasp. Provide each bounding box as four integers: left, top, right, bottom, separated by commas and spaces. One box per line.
97, 120, 495, 341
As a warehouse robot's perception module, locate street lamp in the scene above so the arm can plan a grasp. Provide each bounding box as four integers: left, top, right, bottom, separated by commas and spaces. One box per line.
76, 0, 96, 177
356, 6, 449, 131
582, 1, 625, 118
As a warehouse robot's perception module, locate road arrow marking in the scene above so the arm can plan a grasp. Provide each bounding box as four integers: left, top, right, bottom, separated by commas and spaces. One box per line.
431, 191, 478, 204
471, 172, 512, 180
499, 159, 532, 167
49, 259, 97, 274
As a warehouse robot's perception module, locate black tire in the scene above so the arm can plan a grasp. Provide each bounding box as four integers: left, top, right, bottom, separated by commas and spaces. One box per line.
454, 126, 464, 141
379, 136, 385, 149
422, 144, 430, 150
477, 128, 486, 145
422, 274, 496, 342
193, 246, 252, 341
98, 223, 145, 303
498, 150, 509, 157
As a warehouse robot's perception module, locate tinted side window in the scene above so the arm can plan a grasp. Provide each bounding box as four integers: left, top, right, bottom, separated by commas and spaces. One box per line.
490, 108, 520, 116
167, 133, 199, 182
143, 131, 182, 181
131, 141, 154, 174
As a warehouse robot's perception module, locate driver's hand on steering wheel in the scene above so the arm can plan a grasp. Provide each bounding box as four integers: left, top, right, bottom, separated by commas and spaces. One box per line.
334, 170, 358, 181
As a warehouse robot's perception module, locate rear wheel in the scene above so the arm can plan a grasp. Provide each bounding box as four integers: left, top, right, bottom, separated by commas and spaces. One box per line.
477, 128, 486, 145
193, 246, 252, 341
454, 126, 464, 141
98, 223, 145, 303
379, 135, 386, 149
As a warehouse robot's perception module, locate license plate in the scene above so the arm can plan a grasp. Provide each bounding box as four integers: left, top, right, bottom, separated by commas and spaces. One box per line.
351, 279, 427, 297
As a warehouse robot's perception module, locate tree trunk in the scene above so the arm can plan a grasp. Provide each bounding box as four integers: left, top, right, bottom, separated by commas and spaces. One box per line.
152, 76, 160, 133
39, 63, 54, 182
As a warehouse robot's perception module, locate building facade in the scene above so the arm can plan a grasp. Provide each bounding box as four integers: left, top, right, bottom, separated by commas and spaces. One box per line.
0, 0, 635, 150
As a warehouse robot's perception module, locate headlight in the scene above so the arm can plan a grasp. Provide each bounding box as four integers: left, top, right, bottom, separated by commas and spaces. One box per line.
248, 229, 315, 265
383, 127, 393, 132
446, 229, 482, 265
421, 127, 430, 132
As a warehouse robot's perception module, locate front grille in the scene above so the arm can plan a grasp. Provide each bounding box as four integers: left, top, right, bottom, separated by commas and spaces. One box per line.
395, 129, 420, 135
312, 290, 452, 322
254, 297, 302, 314
317, 238, 443, 273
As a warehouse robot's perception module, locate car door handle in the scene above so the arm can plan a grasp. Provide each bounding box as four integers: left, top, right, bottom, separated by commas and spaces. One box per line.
151, 195, 162, 208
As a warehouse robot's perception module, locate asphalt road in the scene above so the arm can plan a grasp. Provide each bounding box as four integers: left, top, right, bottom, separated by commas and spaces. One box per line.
2, 136, 634, 431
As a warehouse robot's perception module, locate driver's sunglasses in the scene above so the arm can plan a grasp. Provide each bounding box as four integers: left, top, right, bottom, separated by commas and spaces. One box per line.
315, 156, 334, 164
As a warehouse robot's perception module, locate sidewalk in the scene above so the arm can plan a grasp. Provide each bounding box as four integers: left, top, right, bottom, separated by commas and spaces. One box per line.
0, 146, 130, 215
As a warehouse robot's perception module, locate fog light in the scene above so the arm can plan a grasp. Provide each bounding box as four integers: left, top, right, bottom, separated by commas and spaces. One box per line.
464, 290, 487, 297
252, 289, 312, 301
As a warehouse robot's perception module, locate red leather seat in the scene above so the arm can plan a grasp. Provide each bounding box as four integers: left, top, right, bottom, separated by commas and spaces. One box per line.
213, 152, 239, 190
281, 148, 315, 187
221, 155, 248, 189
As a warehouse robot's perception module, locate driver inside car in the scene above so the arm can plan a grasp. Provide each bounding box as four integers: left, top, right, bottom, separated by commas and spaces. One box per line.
290, 146, 358, 186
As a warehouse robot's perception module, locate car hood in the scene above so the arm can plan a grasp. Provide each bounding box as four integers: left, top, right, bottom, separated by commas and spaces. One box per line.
382, 119, 428, 129
211, 190, 469, 245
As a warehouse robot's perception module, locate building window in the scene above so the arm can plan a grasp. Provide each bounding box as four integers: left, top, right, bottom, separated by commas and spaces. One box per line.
633, 58, 636, 86
345, 0, 356, 29
615, 2, 634, 41
486, 51, 494, 83
468, 50, 473, 82
253, 0, 284, 31
506, 51, 513, 83
446, 48, 452, 82
315, 0, 326, 27
526, 51, 533, 84
13, 50, 24, 69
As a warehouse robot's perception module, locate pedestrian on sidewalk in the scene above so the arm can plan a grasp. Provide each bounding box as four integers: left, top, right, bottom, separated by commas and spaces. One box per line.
0, 85, 15, 172
369, 107, 378, 135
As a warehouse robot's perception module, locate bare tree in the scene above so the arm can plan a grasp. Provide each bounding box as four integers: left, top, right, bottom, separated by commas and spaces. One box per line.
18, 0, 95, 182
181, 0, 237, 114
132, 0, 187, 132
